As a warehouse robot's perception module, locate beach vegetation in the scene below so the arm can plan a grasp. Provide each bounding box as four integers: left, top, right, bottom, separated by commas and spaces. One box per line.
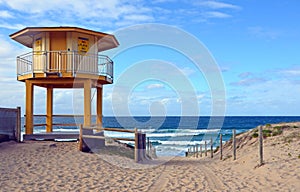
298, 154, 300, 159
252, 133, 258, 138
214, 146, 219, 153
293, 126, 298, 128
262, 129, 272, 137
265, 124, 272, 127
223, 154, 232, 161
283, 132, 300, 143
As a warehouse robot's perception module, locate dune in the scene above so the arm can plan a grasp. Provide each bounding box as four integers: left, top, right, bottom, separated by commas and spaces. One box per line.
0, 122, 299, 191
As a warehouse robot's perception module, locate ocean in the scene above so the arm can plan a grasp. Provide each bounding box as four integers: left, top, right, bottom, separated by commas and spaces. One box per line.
21, 116, 300, 156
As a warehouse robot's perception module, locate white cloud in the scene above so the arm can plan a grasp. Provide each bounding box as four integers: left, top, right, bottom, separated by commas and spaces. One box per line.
196, 1, 241, 10
0, 23, 26, 30
248, 26, 280, 40
147, 83, 164, 89
0, 0, 154, 29
204, 11, 232, 18
123, 14, 154, 22
180, 67, 195, 76
227, 79, 300, 116
0, 10, 14, 18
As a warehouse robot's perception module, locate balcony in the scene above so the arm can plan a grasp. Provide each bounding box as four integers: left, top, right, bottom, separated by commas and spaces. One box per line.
16, 51, 113, 82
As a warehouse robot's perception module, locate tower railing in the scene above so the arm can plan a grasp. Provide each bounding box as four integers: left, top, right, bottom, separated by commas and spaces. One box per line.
16, 51, 113, 79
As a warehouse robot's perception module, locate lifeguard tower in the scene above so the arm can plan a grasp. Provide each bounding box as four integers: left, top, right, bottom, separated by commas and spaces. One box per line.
10, 27, 119, 139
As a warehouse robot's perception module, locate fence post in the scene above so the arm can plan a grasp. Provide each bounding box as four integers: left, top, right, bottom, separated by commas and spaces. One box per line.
16, 106, 21, 142
147, 137, 150, 156
220, 134, 223, 160
200, 144, 202, 157
135, 128, 139, 163
259, 126, 264, 166
196, 144, 199, 158
210, 137, 213, 158
142, 133, 146, 160
78, 124, 83, 151
233, 129, 236, 160
205, 141, 207, 156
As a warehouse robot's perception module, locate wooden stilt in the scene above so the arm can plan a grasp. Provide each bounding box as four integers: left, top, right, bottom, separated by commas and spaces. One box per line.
46, 86, 53, 132
96, 86, 103, 127
25, 80, 34, 134
84, 80, 91, 127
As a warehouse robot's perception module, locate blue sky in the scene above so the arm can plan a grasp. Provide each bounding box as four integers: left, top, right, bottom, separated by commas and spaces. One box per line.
0, 0, 300, 116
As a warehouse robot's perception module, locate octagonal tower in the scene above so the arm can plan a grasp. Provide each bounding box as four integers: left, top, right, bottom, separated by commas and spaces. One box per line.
10, 26, 119, 136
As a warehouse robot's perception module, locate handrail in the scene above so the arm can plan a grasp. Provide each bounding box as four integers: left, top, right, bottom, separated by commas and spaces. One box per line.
79, 125, 147, 163
16, 51, 113, 79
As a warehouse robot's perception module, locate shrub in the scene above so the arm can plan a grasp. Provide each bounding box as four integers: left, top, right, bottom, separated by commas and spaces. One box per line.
252, 133, 259, 138
266, 124, 272, 127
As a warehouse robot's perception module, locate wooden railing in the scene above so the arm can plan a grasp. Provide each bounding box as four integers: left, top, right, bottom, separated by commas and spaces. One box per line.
17, 51, 113, 79
78, 125, 148, 163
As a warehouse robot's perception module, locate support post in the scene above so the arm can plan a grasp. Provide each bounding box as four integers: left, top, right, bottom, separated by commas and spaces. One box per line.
84, 80, 91, 127
233, 129, 236, 160
46, 86, 53, 132
259, 126, 264, 166
196, 144, 199, 158
220, 134, 223, 160
25, 80, 34, 134
96, 86, 103, 127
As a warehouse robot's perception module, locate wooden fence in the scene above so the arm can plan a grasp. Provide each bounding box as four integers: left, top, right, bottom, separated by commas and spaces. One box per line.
0, 107, 21, 142
78, 125, 148, 163
186, 127, 264, 166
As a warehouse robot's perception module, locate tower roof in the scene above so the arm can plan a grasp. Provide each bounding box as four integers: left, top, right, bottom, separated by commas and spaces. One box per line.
10, 26, 119, 52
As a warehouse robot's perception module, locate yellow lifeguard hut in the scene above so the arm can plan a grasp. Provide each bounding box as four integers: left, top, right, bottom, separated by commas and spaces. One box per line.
10, 27, 119, 138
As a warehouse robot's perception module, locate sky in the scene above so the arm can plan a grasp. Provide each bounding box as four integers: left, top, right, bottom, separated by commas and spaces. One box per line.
0, 0, 300, 116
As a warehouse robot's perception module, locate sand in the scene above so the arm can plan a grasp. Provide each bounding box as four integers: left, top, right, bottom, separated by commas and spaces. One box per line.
0, 122, 299, 191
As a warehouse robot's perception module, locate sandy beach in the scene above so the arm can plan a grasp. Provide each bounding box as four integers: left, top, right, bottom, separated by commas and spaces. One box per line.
1, 122, 299, 191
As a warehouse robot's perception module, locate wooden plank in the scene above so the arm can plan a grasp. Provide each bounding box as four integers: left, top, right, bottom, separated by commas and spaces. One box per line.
34, 123, 47, 127
82, 135, 105, 139
104, 127, 135, 133
82, 127, 135, 133
111, 137, 135, 142
23, 132, 79, 140
52, 123, 78, 126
